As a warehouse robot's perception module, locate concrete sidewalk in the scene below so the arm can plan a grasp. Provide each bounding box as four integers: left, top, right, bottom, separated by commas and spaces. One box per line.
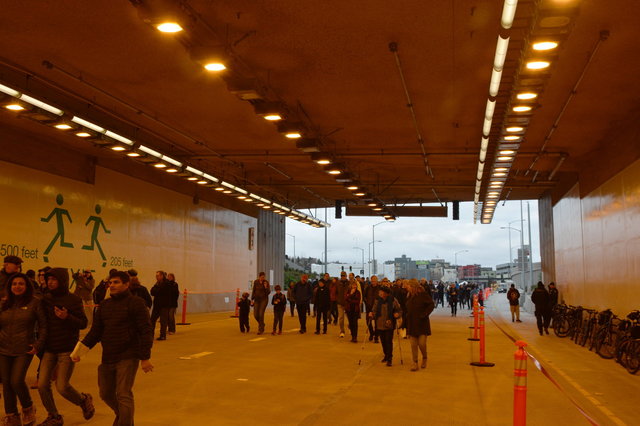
22, 295, 638, 425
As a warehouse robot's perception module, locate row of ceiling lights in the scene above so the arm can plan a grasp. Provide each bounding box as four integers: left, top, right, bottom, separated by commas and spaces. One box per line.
473, 0, 576, 224
134, 0, 396, 221
0, 81, 329, 228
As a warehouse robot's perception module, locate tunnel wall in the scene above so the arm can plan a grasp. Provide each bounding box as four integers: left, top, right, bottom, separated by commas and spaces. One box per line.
0, 160, 258, 313
552, 158, 640, 314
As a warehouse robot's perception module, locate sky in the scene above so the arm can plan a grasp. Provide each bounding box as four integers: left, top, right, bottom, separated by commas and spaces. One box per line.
285, 200, 540, 269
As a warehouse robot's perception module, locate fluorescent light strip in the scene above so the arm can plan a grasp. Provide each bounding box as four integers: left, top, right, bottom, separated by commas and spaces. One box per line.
493, 36, 510, 71
203, 173, 218, 183
185, 166, 203, 176
221, 181, 235, 189
162, 155, 182, 167
479, 149, 487, 163
483, 118, 492, 136
19, 94, 64, 116
138, 145, 162, 158
501, 0, 518, 29
0, 83, 20, 97
71, 117, 106, 133
249, 194, 262, 200
481, 137, 489, 151
234, 187, 248, 195
105, 130, 133, 146
485, 99, 496, 120
489, 69, 502, 97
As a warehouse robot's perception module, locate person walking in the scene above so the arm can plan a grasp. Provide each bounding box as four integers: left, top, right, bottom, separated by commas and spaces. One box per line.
271, 285, 287, 335
0, 273, 47, 426
369, 286, 402, 366
313, 278, 331, 334
336, 272, 350, 338
72, 269, 95, 325
71, 270, 153, 426
251, 272, 270, 335
286, 281, 296, 317
38, 268, 94, 425
404, 279, 435, 371
127, 270, 152, 309
237, 292, 251, 333
363, 276, 380, 343
166, 273, 180, 335
548, 282, 559, 328
329, 278, 338, 325
345, 280, 362, 343
293, 275, 313, 334
447, 283, 458, 317
150, 271, 172, 341
531, 282, 551, 335
507, 284, 521, 322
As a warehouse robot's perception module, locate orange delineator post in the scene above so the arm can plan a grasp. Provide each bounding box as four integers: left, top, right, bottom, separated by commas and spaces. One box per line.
230, 288, 240, 318
470, 306, 495, 367
177, 289, 191, 325
468, 294, 479, 341
514, 340, 528, 426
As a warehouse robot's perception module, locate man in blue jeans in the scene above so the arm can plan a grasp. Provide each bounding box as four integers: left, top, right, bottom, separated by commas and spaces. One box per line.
71, 271, 153, 426
38, 268, 94, 425
251, 272, 270, 334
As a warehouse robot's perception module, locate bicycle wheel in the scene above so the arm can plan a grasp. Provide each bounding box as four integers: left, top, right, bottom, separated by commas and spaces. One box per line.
554, 317, 570, 337
596, 330, 618, 359
623, 340, 640, 374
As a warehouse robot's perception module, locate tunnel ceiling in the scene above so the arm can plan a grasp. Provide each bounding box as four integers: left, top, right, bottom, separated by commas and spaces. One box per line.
1, 0, 639, 222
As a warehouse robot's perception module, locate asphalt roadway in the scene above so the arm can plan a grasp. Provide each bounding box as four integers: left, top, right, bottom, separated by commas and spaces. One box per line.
21, 294, 640, 425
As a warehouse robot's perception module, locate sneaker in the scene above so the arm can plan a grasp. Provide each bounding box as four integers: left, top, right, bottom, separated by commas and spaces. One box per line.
4, 413, 21, 426
340, 333, 345, 338
80, 393, 95, 420
37, 413, 63, 426
22, 405, 36, 426
156, 336, 166, 341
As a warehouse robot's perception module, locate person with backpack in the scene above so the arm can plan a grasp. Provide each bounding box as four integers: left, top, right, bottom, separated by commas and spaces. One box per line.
507, 284, 522, 322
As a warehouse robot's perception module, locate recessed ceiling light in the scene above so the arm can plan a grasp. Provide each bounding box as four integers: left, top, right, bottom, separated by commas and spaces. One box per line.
237, 195, 246, 199
214, 186, 224, 190
263, 114, 282, 121
495, 167, 508, 172
156, 22, 183, 33
166, 168, 178, 173
532, 41, 558, 51
197, 180, 208, 185
111, 146, 127, 152
243, 198, 252, 202
487, 194, 499, 199
55, 124, 72, 130
75, 132, 92, 138
5, 104, 24, 111
506, 126, 524, 133
517, 93, 538, 100
354, 192, 366, 196
328, 170, 341, 175
499, 150, 515, 155
222, 189, 232, 194
497, 156, 513, 161
347, 185, 358, 190
127, 152, 140, 157
526, 61, 550, 70
154, 163, 167, 168
493, 172, 507, 177
513, 106, 532, 112
262, 205, 271, 209
373, 207, 383, 211
285, 132, 302, 139
316, 159, 331, 165
187, 177, 198, 181
204, 63, 226, 72
504, 135, 521, 141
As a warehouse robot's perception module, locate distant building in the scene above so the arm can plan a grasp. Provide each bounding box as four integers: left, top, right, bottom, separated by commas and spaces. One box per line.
394, 255, 430, 280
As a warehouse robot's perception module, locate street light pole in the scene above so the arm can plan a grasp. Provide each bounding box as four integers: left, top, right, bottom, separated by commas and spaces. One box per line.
368, 240, 382, 277
372, 221, 389, 275
353, 247, 365, 275
286, 233, 296, 259
501, 225, 522, 288
454, 249, 469, 281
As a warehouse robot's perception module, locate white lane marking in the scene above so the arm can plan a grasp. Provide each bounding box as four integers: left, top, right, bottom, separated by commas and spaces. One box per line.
178, 351, 214, 360
249, 337, 267, 342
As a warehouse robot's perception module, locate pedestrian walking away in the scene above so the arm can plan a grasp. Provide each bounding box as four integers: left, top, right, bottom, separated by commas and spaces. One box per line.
251, 272, 270, 334
507, 284, 522, 322
271, 285, 287, 335
370, 286, 402, 366
404, 279, 435, 371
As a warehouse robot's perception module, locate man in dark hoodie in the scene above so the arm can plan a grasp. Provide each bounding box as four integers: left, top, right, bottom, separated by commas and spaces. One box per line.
71, 270, 153, 426
150, 271, 172, 341
39, 268, 94, 425
313, 278, 331, 335
531, 281, 551, 335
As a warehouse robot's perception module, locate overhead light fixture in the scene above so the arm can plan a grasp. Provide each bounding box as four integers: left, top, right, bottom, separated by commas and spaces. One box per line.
499, 150, 515, 155
373, 207, 383, 211
190, 45, 229, 72
533, 41, 558, 51
20, 94, 64, 116
156, 22, 183, 32
254, 102, 285, 121
154, 163, 167, 168
0, 83, 20, 97
277, 122, 304, 139
198, 180, 208, 185
497, 156, 513, 161
354, 191, 366, 197
506, 126, 524, 132
166, 168, 178, 173
311, 152, 332, 165
111, 146, 127, 152
237, 195, 246, 200
127, 152, 140, 157
54, 122, 74, 130
513, 106, 532, 112
187, 177, 198, 181
516, 92, 537, 100
4, 103, 25, 111
222, 189, 232, 193
75, 131, 92, 138
504, 135, 521, 141
346, 185, 358, 191
495, 167, 508, 172
501, 0, 519, 29
493, 172, 507, 177
526, 61, 550, 70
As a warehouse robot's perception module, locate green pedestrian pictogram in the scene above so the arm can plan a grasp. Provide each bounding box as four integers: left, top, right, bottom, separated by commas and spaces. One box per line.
82, 204, 111, 267
41, 194, 74, 263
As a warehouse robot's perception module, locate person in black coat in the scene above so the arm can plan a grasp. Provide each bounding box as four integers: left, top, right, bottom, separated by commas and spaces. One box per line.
150, 271, 173, 341
237, 292, 251, 333
405, 279, 435, 371
166, 273, 180, 334
39, 268, 94, 424
313, 279, 331, 334
531, 282, 551, 335
127, 270, 152, 310
293, 275, 313, 334
271, 285, 287, 335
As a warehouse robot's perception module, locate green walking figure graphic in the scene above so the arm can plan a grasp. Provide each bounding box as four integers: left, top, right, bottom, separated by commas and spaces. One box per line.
41, 194, 74, 263
82, 204, 111, 267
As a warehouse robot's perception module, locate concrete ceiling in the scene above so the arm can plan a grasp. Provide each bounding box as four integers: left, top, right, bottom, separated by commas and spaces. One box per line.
1, 0, 639, 219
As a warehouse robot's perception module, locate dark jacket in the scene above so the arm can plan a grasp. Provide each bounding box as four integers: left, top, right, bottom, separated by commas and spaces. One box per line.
447, 287, 458, 303
0, 296, 47, 356
507, 288, 520, 306
130, 277, 152, 309
151, 279, 174, 311
336, 279, 350, 305
72, 271, 95, 301
82, 290, 153, 363
293, 280, 313, 305
237, 297, 251, 317
372, 296, 402, 331
364, 284, 380, 311
251, 279, 270, 301
531, 286, 550, 314
271, 293, 287, 312
405, 291, 435, 337
0, 269, 13, 298
93, 279, 109, 305
548, 287, 559, 307
42, 268, 88, 353
314, 285, 331, 311
345, 289, 362, 313
167, 280, 180, 308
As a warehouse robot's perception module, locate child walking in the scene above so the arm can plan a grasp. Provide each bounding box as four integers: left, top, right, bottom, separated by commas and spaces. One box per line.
238, 292, 251, 333
271, 285, 287, 335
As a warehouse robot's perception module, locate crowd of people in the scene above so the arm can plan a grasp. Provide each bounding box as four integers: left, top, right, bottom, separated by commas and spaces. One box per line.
0, 255, 181, 426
